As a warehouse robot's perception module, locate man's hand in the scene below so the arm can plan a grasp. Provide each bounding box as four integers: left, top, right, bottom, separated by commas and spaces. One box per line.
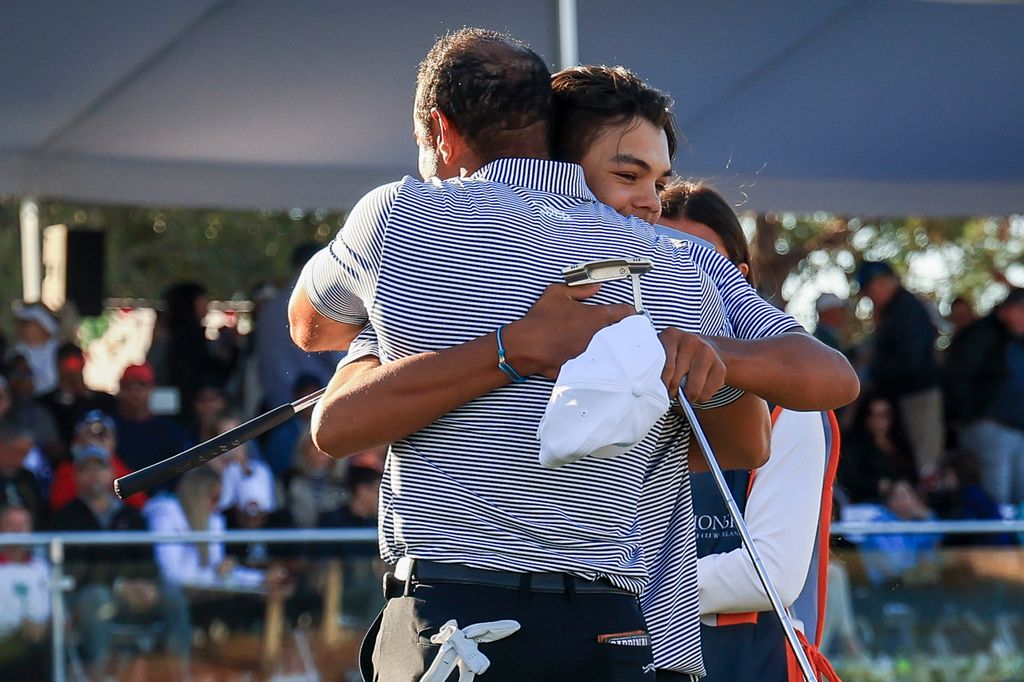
502, 284, 636, 378
659, 328, 727, 403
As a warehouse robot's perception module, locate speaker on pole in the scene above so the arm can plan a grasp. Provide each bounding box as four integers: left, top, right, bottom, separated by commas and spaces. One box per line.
42, 225, 106, 317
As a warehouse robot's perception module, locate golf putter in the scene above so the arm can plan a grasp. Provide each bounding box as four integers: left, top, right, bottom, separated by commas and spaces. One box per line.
562, 258, 653, 316
562, 259, 817, 682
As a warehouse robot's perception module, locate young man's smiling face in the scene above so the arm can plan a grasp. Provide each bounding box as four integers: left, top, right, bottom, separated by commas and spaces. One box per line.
577, 117, 672, 224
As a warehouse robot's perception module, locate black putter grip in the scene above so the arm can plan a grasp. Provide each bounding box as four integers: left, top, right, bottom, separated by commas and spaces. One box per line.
113, 403, 296, 499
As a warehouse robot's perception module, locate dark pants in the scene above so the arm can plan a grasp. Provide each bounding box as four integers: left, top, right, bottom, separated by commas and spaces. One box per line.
658, 621, 788, 682
654, 673, 700, 682
363, 574, 655, 681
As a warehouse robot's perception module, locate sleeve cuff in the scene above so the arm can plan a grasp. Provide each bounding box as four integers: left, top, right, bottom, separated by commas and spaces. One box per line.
301, 247, 369, 326
691, 385, 746, 410
337, 326, 381, 369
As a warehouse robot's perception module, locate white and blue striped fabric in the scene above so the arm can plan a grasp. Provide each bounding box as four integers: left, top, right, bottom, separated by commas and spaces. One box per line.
305, 158, 798, 675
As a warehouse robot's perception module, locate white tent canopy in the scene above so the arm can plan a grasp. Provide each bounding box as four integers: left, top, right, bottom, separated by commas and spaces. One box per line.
3, 0, 1022, 216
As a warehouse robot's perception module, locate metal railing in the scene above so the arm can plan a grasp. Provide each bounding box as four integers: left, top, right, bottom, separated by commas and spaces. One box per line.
2, 521, 1019, 548
831, 519, 1024, 535
0, 522, 1020, 681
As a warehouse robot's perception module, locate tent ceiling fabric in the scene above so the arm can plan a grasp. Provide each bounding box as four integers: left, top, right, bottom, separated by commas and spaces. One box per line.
2, 0, 1021, 215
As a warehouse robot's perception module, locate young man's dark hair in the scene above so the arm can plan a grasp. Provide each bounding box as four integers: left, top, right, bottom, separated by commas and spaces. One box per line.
551, 65, 678, 164
660, 178, 755, 285
414, 28, 552, 162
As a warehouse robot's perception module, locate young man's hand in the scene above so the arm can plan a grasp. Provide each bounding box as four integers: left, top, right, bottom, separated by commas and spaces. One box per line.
659, 328, 727, 403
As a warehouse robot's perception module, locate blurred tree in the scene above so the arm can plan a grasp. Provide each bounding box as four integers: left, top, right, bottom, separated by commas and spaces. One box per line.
750, 212, 1024, 322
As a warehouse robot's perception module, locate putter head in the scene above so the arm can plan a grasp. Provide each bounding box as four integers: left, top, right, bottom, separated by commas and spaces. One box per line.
562, 258, 654, 286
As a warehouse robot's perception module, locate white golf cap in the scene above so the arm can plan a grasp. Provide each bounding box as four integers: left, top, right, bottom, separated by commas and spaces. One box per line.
538, 315, 670, 468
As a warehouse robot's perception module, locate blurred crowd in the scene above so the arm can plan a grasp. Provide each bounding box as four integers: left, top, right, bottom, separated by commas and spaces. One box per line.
0, 244, 384, 677
0, 245, 1022, 673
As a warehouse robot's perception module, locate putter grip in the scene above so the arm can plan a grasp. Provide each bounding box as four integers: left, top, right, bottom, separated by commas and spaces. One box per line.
113, 403, 296, 499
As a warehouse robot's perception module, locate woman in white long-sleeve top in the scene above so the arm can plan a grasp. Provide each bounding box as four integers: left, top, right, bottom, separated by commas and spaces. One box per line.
144, 466, 264, 589
657, 180, 842, 682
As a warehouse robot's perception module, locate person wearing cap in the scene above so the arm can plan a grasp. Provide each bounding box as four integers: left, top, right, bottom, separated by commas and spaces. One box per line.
49, 410, 146, 512
946, 287, 1024, 506
813, 293, 848, 353
10, 302, 60, 396
40, 343, 116, 451
224, 468, 297, 570
113, 363, 192, 486
856, 260, 945, 480
51, 443, 189, 673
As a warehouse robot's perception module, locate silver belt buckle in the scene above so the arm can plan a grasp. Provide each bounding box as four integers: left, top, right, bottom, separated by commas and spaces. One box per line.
395, 556, 415, 582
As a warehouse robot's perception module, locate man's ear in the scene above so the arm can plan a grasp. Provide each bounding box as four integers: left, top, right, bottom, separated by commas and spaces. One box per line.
431, 108, 459, 164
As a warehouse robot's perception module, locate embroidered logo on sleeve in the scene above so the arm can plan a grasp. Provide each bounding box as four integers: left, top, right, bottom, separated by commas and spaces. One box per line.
596, 630, 651, 647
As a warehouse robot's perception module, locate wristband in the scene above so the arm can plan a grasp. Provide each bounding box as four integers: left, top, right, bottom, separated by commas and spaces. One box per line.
496, 325, 528, 384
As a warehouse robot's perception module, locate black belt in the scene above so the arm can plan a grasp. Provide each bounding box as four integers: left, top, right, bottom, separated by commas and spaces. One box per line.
390, 558, 632, 596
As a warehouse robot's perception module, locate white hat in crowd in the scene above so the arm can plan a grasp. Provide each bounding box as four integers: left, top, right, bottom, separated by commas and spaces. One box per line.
14, 303, 58, 336
538, 315, 670, 468
235, 471, 276, 516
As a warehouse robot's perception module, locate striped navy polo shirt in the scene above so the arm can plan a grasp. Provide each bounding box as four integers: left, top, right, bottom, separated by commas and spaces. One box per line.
306, 158, 797, 673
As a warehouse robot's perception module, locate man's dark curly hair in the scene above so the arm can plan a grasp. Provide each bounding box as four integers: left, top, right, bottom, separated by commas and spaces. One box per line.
415, 28, 553, 161
551, 65, 678, 164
